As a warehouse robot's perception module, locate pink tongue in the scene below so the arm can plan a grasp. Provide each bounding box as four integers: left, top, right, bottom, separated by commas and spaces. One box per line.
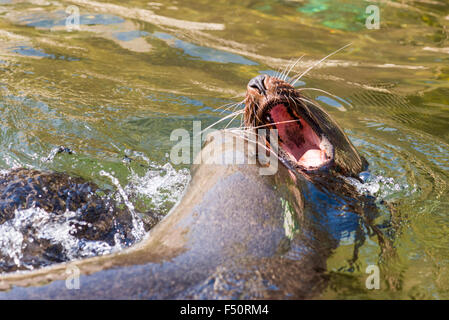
298, 149, 326, 167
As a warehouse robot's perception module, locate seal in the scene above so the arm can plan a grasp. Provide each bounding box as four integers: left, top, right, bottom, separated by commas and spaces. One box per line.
0, 74, 378, 299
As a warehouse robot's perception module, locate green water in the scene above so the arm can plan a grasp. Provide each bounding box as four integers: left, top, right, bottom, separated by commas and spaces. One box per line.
0, 0, 448, 299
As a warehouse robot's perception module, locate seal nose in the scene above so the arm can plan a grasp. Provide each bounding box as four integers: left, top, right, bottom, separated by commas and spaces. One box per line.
248, 75, 267, 96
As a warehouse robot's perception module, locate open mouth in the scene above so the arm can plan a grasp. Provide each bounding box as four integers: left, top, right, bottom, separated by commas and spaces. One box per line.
265, 103, 333, 170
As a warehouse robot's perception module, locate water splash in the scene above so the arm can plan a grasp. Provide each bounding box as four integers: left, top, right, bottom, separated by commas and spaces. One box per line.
345, 171, 412, 200
125, 162, 191, 214
0, 207, 125, 271
99, 170, 146, 241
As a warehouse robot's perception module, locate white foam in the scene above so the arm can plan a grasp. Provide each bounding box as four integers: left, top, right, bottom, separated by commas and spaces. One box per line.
125, 162, 191, 213
345, 171, 411, 200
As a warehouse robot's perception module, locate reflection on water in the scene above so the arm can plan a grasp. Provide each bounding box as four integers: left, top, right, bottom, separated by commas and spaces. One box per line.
152, 32, 258, 65
21, 11, 124, 28
0, 0, 448, 299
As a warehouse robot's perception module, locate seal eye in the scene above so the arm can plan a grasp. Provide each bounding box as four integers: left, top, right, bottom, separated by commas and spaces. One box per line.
248, 75, 267, 96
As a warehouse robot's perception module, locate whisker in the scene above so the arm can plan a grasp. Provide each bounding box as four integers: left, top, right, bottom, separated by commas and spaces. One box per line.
275, 60, 289, 80
279, 58, 294, 81
298, 97, 321, 108
216, 102, 237, 113
232, 100, 244, 113
298, 88, 353, 108
281, 55, 305, 82
225, 118, 302, 131
225, 130, 283, 162
224, 111, 243, 129
290, 43, 352, 86
196, 110, 244, 137
218, 100, 245, 114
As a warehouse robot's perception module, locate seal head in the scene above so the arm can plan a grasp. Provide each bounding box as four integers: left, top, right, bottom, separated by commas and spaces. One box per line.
244, 74, 366, 177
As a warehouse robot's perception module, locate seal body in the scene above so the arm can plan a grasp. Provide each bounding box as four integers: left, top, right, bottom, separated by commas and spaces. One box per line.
0, 132, 350, 299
